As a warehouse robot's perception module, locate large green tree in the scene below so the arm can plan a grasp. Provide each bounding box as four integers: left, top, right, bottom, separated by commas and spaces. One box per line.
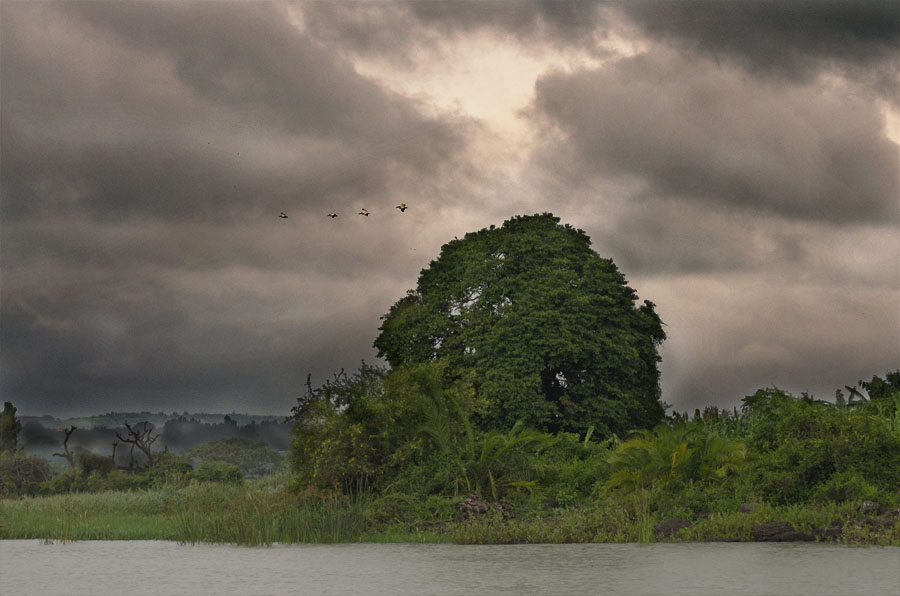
374, 213, 666, 436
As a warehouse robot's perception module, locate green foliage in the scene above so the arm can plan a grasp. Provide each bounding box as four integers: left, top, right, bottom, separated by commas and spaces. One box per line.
77, 451, 115, 476
670, 406, 748, 438
1, 480, 371, 545
742, 385, 900, 505
289, 360, 551, 501
366, 492, 457, 528
405, 371, 553, 500
455, 420, 551, 501
145, 452, 194, 486
449, 504, 637, 544
811, 471, 878, 504
193, 460, 244, 484
290, 362, 446, 493
531, 430, 611, 507
187, 438, 283, 478
374, 213, 666, 436
0, 402, 22, 454
0, 450, 51, 496
605, 423, 746, 494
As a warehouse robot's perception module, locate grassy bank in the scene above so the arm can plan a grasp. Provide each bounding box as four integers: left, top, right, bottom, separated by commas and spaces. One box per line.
0, 477, 373, 545
450, 501, 900, 546
3, 481, 897, 546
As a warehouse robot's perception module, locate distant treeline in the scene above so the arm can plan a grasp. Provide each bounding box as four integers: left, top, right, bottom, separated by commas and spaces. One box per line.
24, 411, 285, 431
18, 413, 292, 465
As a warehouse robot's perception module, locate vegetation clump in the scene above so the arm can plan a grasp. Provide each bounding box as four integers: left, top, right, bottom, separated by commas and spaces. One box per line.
375, 214, 666, 436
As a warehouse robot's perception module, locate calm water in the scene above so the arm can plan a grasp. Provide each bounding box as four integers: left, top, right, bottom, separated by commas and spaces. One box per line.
1, 540, 898, 596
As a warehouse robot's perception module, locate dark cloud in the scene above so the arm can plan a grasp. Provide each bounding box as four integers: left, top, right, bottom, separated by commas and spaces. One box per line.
530, 48, 898, 224
405, 0, 604, 44
1, 1, 473, 223
617, 0, 900, 100
303, 0, 898, 101
302, 0, 609, 63
0, 248, 402, 415
0, 1, 476, 415
652, 278, 900, 412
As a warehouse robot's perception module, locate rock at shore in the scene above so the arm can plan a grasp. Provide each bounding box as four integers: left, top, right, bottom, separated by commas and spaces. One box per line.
751, 521, 814, 542
654, 518, 692, 537
455, 492, 513, 520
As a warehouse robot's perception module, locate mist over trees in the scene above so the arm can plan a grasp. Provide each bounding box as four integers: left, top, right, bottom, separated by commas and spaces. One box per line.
16, 412, 292, 467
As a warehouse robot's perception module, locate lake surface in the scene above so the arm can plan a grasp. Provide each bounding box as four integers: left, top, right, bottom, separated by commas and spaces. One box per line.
2, 540, 898, 596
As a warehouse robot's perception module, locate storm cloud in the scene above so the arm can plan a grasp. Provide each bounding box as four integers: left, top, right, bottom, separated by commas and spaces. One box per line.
530, 48, 898, 223
1, 1, 897, 416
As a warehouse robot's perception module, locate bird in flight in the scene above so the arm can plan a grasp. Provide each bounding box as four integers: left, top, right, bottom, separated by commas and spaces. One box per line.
396, 203, 408, 212
327, 212, 338, 218
279, 212, 288, 219
358, 209, 370, 216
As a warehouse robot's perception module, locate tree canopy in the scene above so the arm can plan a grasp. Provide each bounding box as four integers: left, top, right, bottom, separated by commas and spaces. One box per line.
374, 213, 666, 436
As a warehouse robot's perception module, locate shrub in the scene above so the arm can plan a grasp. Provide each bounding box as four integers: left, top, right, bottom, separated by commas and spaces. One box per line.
812, 471, 878, 504
187, 438, 283, 478
78, 451, 115, 476
145, 452, 193, 486
743, 388, 900, 504
193, 461, 243, 484
0, 450, 52, 496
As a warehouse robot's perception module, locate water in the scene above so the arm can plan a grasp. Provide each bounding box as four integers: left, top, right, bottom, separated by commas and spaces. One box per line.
1, 540, 898, 596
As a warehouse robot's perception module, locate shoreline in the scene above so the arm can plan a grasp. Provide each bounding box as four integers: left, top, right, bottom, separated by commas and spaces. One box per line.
3, 485, 897, 547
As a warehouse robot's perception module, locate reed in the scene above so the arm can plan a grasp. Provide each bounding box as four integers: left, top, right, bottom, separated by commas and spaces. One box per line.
0, 480, 371, 544
3, 480, 897, 546
174, 485, 370, 545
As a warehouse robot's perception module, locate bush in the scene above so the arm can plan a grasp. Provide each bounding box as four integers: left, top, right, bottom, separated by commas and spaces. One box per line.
78, 451, 115, 476
812, 471, 878, 504
604, 423, 746, 495
187, 438, 283, 478
743, 388, 900, 504
145, 452, 194, 486
193, 461, 243, 484
0, 450, 52, 496
532, 431, 610, 507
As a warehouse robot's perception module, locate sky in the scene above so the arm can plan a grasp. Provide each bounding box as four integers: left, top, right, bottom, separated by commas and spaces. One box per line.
1, 0, 898, 417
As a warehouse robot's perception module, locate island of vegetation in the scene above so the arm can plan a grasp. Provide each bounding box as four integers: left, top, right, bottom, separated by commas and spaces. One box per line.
2, 214, 898, 546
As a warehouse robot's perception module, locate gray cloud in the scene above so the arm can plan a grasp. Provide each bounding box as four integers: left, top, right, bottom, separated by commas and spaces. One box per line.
302, 0, 609, 64
1, 1, 474, 223
530, 48, 898, 224
646, 275, 900, 412
617, 0, 900, 100
303, 0, 898, 101
0, 1, 479, 415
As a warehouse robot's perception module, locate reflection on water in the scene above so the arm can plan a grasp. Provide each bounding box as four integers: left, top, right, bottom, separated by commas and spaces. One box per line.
2, 540, 898, 596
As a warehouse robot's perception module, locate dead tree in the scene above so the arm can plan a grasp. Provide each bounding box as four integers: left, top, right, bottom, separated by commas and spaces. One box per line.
52, 425, 77, 472
115, 421, 159, 470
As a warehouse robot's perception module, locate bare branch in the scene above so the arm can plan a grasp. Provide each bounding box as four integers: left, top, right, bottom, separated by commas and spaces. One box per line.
115, 421, 159, 469
52, 425, 77, 472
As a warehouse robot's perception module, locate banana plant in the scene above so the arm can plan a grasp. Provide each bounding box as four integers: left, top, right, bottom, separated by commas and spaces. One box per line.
605, 423, 745, 493
419, 392, 549, 500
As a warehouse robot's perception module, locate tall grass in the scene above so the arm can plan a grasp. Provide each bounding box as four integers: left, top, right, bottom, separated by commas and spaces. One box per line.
174, 484, 369, 545
0, 489, 180, 540
0, 479, 370, 545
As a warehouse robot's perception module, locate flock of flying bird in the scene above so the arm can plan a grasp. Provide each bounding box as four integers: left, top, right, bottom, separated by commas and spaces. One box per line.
278, 203, 408, 219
